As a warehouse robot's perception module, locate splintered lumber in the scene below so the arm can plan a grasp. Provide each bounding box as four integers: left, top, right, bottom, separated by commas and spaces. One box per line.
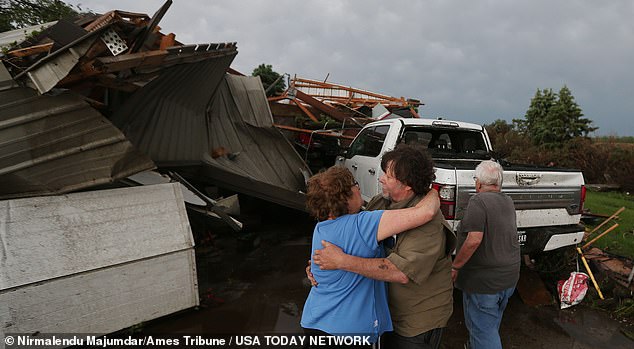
589, 207, 625, 234
582, 223, 620, 249
8, 43, 53, 57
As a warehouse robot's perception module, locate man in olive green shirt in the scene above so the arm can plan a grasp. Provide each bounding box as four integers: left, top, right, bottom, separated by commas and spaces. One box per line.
312, 146, 455, 349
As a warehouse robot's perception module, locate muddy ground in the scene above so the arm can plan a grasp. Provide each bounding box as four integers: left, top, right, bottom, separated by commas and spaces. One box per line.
142, 200, 633, 348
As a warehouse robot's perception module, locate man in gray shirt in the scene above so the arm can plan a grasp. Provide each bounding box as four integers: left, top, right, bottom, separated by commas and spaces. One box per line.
451, 160, 520, 349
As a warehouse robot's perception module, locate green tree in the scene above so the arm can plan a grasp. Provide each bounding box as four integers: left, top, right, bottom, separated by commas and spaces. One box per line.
252, 63, 286, 96
516, 86, 597, 147
485, 119, 531, 160
0, 0, 79, 32
555, 85, 597, 138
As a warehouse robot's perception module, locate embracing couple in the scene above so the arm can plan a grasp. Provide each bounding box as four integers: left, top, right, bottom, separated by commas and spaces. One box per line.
301, 145, 520, 349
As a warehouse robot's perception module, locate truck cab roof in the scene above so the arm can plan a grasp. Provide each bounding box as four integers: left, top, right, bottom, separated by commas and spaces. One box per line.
367, 117, 484, 132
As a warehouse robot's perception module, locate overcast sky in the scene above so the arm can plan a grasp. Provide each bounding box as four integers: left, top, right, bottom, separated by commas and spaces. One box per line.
66, 0, 634, 136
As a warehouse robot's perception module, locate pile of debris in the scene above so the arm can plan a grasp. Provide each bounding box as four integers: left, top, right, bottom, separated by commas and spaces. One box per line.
581, 207, 634, 292
0, 0, 310, 212
1, 2, 431, 339
269, 76, 423, 172
0, 0, 310, 340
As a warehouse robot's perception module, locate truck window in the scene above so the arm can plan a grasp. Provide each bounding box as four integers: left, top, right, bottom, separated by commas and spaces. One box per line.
399, 127, 488, 158
432, 134, 452, 150
347, 125, 390, 158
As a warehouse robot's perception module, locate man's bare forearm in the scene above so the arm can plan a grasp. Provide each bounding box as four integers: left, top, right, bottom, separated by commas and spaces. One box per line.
339, 254, 409, 284
452, 231, 483, 269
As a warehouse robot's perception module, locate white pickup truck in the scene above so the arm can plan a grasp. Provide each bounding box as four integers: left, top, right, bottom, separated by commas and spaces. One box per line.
335, 118, 586, 254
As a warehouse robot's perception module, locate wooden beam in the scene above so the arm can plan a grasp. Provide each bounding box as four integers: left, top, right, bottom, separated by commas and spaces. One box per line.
8, 43, 53, 57
582, 223, 619, 250
289, 98, 319, 123
93, 50, 168, 73
160, 33, 176, 50
294, 89, 350, 122
589, 207, 625, 234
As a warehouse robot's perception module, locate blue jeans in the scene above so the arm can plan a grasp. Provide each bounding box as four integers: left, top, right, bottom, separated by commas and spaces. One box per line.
462, 287, 515, 349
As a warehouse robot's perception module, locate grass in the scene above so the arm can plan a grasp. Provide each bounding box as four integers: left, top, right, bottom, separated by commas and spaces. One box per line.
583, 191, 634, 258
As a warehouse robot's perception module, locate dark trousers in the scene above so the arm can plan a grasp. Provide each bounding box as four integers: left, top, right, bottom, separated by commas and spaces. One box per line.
383, 328, 444, 349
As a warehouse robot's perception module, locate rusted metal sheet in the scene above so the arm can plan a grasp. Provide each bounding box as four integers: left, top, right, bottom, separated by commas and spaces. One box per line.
0, 66, 155, 199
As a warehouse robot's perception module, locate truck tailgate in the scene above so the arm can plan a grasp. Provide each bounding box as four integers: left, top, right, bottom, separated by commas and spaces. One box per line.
454, 167, 584, 228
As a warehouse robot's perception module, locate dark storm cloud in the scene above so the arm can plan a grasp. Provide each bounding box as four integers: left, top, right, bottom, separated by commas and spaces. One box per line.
68, 0, 634, 135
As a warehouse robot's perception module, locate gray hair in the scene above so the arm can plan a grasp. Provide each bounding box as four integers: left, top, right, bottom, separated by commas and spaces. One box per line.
474, 160, 504, 187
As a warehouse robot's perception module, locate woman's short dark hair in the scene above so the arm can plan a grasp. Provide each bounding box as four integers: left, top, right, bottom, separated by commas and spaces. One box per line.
381, 145, 435, 194
306, 166, 355, 221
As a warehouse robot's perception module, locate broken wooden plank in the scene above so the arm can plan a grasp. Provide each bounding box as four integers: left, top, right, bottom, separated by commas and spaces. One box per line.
582, 223, 620, 249
589, 207, 625, 234
93, 49, 168, 72
289, 98, 319, 122
8, 42, 53, 57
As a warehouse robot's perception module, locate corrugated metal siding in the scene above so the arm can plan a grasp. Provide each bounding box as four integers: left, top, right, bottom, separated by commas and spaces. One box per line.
0, 85, 155, 199
111, 52, 238, 162
110, 54, 310, 209
202, 74, 309, 209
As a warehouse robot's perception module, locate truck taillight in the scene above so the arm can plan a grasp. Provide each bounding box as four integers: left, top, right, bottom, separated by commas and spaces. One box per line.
579, 185, 586, 214
432, 183, 456, 219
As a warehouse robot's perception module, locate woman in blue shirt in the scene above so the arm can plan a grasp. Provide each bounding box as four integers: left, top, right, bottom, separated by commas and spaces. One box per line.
301, 166, 439, 345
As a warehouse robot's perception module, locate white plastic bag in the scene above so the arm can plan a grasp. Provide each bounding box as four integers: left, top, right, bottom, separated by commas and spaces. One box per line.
557, 272, 589, 309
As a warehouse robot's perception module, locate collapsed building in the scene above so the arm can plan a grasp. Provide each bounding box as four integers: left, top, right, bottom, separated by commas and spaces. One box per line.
0, 0, 430, 338
0, 0, 310, 211
0, 0, 311, 339
269, 76, 423, 172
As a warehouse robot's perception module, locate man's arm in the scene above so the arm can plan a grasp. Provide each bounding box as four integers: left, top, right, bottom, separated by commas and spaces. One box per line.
313, 240, 409, 284
451, 231, 483, 282
376, 189, 439, 241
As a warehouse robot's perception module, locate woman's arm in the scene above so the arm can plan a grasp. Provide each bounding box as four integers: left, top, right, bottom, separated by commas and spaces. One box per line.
375, 189, 439, 241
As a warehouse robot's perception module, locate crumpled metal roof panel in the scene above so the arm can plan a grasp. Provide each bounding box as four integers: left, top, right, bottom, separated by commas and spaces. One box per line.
202, 74, 310, 210
109, 55, 310, 210
111, 51, 238, 163
0, 85, 155, 199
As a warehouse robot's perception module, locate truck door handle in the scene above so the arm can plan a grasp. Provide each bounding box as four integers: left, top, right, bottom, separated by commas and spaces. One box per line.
351, 164, 358, 170
369, 168, 376, 175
